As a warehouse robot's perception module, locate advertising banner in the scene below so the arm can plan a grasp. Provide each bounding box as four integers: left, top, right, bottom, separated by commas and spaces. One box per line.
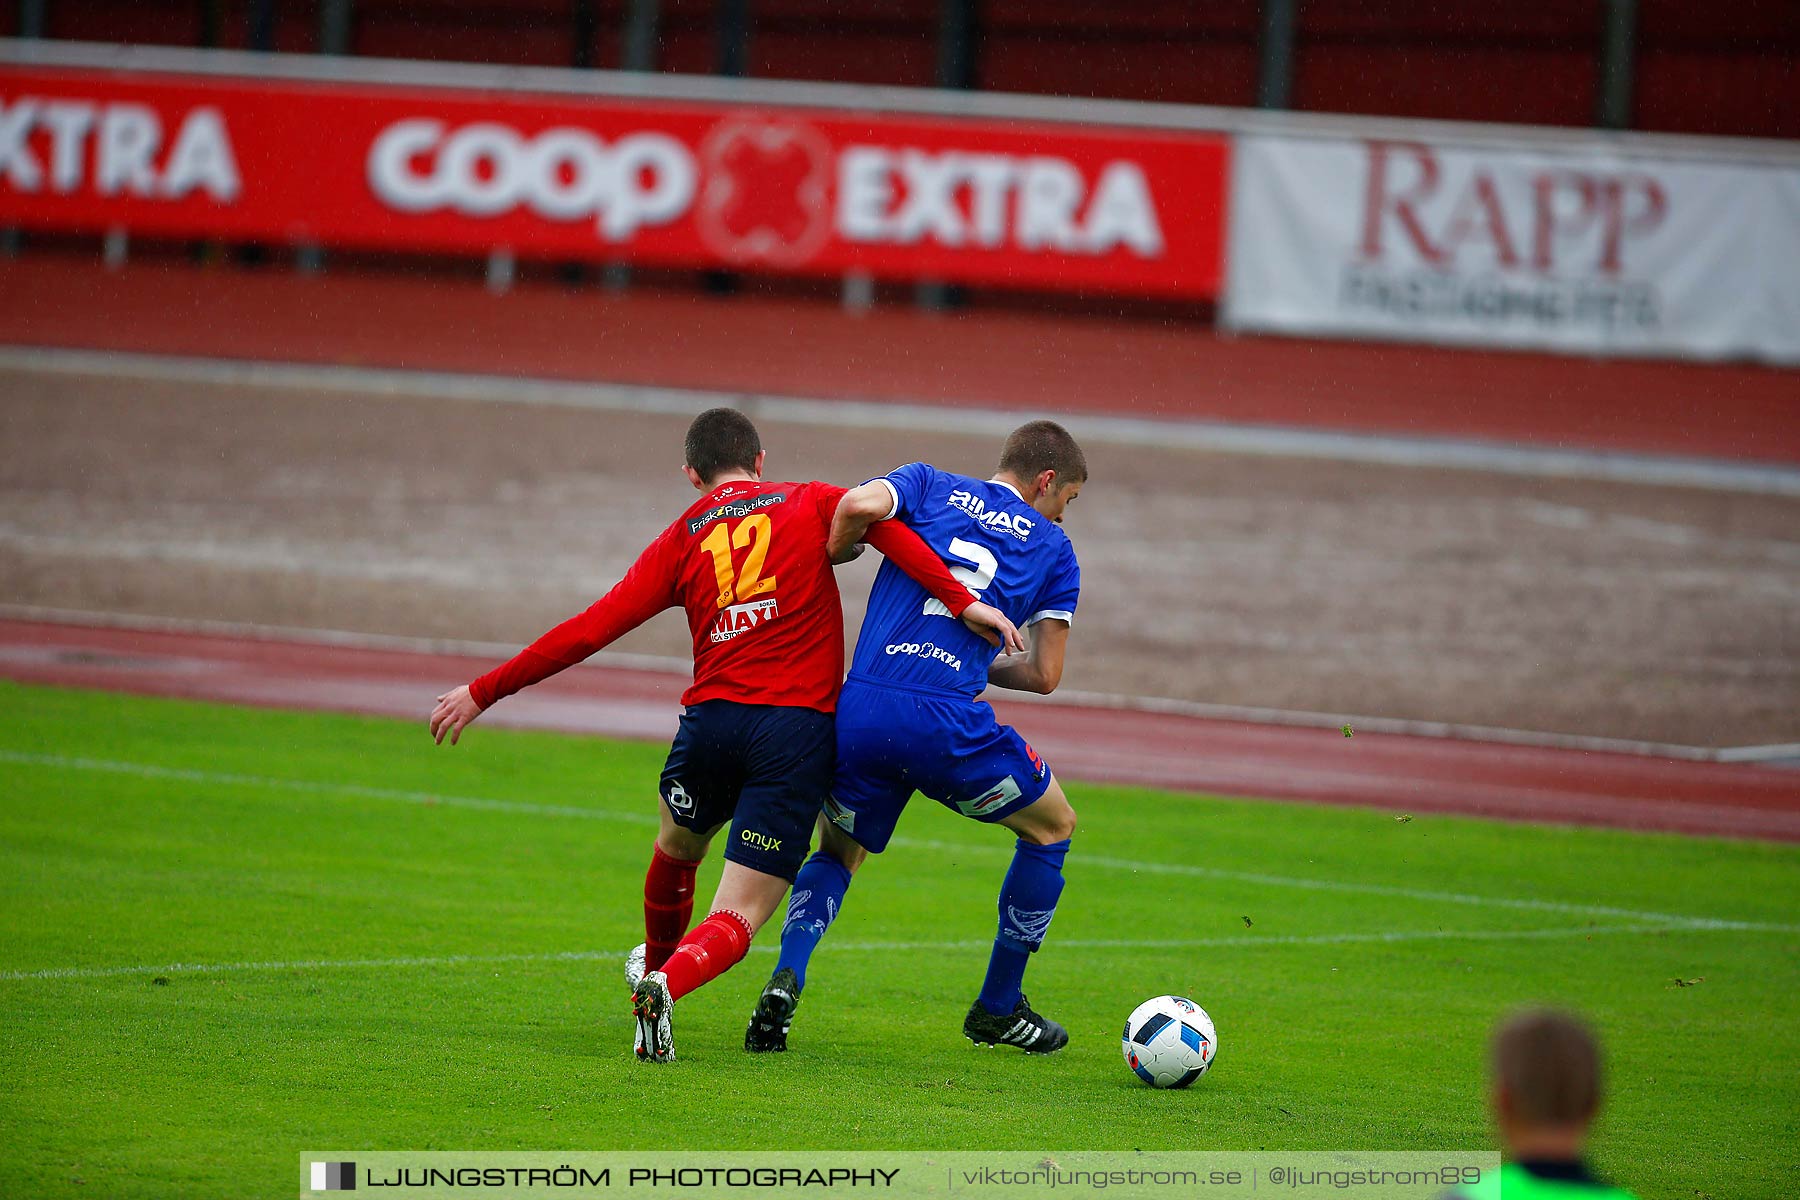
0, 62, 1230, 299
1225, 134, 1800, 363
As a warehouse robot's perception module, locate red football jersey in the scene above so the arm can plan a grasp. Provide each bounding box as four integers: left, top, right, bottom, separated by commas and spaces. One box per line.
469, 478, 973, 714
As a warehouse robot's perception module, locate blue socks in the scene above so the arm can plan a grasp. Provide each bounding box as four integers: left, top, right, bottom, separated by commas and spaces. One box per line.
977, 837, 1070, 1015
778, 837, 1069, 1013
775, 851, 854, 992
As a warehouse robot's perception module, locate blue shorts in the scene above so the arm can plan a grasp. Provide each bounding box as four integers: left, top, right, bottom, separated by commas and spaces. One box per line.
659, 700, 833, 882
825, 674, 1053, 854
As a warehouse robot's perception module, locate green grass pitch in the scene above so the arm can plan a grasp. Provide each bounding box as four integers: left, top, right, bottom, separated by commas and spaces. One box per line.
2, 681, 1796, 1198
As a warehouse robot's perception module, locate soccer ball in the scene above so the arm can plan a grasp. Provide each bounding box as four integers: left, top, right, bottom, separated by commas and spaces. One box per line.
1122, 995, 1217, 1088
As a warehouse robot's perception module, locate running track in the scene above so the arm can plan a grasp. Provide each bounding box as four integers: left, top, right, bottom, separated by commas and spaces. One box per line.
5, 619, 1796, 842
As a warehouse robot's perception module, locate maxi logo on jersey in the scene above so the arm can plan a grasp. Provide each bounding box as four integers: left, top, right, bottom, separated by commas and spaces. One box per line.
946, 489, 1034, 541
711, 597, 780, 643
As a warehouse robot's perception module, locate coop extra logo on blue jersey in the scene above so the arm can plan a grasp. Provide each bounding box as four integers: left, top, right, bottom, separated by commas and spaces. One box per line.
946, 489, 1034, 541
884, 639, 963, 671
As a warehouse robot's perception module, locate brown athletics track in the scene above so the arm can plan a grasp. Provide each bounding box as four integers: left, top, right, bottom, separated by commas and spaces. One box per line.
1, 257, 1797, 841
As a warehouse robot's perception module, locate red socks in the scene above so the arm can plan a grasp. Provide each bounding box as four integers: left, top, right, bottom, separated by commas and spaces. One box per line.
642, 843, 753, 1001
659, 909, 753, 1002
643, 845, 701, 972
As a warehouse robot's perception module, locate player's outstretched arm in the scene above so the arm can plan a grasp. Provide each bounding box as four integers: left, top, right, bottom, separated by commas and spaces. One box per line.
428, 532, 676, 745
986, 618, 1070, 694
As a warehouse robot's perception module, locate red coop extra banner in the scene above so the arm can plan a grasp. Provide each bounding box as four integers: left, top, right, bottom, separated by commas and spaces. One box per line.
0, 62, 1230, 299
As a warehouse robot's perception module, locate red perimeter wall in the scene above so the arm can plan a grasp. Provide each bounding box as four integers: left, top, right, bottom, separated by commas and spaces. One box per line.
20, 0, 1800, 139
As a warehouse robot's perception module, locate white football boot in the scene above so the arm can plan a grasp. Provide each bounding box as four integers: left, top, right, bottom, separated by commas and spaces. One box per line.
631, 970, 674, 1063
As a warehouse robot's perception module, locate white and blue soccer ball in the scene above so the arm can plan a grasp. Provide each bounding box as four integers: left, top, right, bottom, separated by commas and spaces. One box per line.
1122, 995, 1217, 1088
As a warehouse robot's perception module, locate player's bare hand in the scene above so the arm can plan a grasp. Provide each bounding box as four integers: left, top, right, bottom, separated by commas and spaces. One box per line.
430, 685, 482, 745
961, 601, 1026, 655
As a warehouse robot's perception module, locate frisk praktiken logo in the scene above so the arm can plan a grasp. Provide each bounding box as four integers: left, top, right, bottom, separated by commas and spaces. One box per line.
687, 492, 786, 534
309, 1161, 355, 1191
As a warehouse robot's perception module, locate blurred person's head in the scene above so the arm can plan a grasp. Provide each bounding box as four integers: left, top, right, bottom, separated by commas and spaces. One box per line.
996, 420, 1087, 523
1490, 1008, 1604, 1162
684, 407, 765, 489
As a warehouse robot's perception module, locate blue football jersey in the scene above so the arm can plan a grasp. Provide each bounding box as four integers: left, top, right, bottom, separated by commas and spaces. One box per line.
848, 462, 1081, 697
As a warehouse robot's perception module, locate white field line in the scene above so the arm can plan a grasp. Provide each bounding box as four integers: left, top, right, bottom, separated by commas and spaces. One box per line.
0, 923, 1724, 984
0, 603, 1731, 761
5, 749, 1794, 936
4, 346, 1799, 497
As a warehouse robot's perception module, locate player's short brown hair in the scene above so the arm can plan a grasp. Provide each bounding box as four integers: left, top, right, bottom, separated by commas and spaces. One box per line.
1493, 1008, 1602, 1127
684, 407, 762, 484
998, 420, 1088, 486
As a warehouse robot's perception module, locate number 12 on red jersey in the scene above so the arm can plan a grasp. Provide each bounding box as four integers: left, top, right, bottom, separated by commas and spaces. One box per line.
701, 515, 782, 644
